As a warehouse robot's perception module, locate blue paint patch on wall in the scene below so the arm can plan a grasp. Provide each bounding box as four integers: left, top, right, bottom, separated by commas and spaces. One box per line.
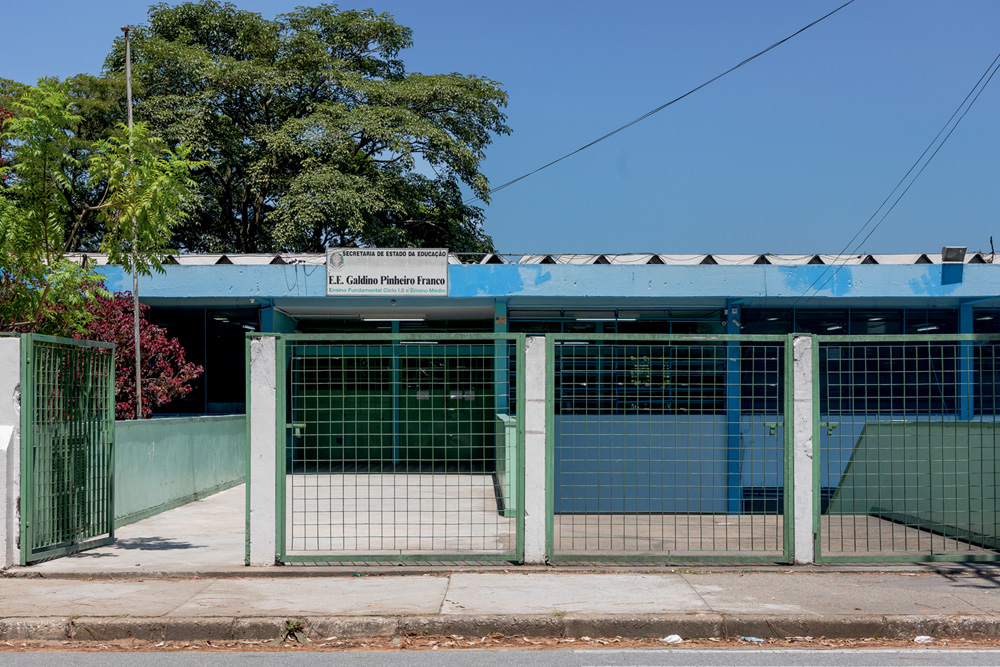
779, 265, 854, 297
532, 268, 553, 287
447, 265, 551, 297
99, 266, 127, 292
449, 265, 523, 297
909, 267, 962, 296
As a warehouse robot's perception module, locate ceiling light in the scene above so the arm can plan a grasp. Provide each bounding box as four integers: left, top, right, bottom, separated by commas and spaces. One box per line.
576, 317, 636, 322
363, 318, 425, 322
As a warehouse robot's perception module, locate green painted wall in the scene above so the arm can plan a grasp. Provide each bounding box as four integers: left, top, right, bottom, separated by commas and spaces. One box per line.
829, 422, 1000, 549
114, 415, 246, 528
495, 413, 518, 518
291, 387, 495, 467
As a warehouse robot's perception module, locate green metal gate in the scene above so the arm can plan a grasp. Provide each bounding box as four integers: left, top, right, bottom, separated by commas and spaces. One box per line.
816, 334, 1000, 562
276, 333, 524, 563
20, 335, 116, 564
546, 334, 793, 563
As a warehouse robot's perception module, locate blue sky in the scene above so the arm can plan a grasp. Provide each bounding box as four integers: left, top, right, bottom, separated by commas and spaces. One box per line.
6, 1, 999, 255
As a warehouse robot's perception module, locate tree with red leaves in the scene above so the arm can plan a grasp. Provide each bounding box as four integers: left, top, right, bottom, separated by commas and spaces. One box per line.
82, 291, 202, 419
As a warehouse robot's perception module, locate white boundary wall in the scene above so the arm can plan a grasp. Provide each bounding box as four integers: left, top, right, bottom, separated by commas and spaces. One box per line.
523, 336, 547, 564
792, 336, 815, 564
0, 338, 21, 569
247, 336, 277, 566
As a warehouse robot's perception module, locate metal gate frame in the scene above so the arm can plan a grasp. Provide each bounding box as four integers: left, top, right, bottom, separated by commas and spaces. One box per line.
544, 333, 794, 563
19, 334, 116, 564
813, 333, 1000, 563
274, 332, 526, 563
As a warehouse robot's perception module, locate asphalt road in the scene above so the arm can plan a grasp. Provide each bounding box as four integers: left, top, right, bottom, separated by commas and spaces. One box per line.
5, 650, 1000, 667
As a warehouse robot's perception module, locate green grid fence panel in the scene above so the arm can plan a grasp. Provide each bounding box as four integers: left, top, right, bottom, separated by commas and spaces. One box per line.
20, 335, 115, 564
816, 335, 1000, 562
278, 333, 524, 563
547, 334, 792, 563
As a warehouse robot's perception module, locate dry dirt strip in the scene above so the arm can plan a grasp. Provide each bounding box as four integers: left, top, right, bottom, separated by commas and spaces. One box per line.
2, 614, 1000, 642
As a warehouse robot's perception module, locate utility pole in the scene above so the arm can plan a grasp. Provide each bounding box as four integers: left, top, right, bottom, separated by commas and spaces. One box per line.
121, 25, 142, 420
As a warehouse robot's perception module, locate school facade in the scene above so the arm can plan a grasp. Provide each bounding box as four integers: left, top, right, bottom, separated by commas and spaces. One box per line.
77, 250, 1000, 564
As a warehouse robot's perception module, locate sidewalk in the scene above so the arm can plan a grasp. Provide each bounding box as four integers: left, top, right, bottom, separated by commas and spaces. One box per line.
3, 569, 1000, 641
4, 487, 1000, 642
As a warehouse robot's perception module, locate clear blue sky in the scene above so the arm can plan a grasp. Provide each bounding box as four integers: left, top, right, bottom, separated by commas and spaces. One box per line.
6, 0, 999, 255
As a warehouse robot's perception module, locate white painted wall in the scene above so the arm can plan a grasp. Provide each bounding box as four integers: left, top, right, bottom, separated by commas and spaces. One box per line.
247, 336, 277, 566
0, 338, 21, 569
523, 336, 547, 564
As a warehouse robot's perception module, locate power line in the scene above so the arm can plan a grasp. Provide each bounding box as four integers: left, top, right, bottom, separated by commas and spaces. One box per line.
466, 0, 857, 205
789, 47, 1000, 307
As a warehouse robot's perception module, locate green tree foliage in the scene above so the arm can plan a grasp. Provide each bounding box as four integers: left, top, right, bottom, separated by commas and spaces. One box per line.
102, 1, 510, 253
0, 80, 201, 334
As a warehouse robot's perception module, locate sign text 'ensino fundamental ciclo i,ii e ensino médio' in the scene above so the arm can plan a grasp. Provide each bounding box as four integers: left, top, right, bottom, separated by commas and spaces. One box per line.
326, 248, 449, 296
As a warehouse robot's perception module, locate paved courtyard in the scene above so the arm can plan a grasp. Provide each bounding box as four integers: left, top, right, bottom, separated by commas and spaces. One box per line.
14, 478, 997, 574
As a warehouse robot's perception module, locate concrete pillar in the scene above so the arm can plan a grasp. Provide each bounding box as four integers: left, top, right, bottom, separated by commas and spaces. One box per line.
523, 336, 547, 564
792, 335, 815, 565
247, 335, 278, 566
0, 338, 21, 569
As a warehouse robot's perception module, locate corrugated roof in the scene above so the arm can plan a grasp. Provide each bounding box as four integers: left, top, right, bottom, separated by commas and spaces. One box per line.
63, 252, 995, 266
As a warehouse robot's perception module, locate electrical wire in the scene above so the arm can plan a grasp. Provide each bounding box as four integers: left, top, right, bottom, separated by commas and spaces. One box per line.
465, 0, 857, 204
789, 48, 1000, 307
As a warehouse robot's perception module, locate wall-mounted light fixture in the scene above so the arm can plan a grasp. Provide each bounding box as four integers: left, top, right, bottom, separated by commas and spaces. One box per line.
941, 246, 967, 263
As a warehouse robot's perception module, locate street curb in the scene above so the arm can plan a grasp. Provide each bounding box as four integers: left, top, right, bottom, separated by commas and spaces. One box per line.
8, 563, 1000, 580
2, 614, 1000, 641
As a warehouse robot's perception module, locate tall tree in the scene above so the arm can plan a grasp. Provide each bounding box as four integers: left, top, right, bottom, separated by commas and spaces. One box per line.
0, 79, 202, 334
102, 2, 510, 253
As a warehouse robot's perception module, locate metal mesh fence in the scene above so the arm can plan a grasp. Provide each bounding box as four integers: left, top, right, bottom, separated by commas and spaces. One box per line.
20, 335, 115, 563
817, 335, 1000, 561
547, 335, 791, 562
279, 334, 523, 562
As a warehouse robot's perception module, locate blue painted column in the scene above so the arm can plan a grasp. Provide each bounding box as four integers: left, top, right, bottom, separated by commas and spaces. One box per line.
494, 299, 510, 415
726, 302, 742, 515
959, 303, 974, 420
260, 306, 298, 333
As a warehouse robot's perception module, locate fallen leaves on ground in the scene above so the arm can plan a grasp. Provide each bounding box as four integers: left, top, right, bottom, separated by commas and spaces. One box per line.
0, 634, 999, 653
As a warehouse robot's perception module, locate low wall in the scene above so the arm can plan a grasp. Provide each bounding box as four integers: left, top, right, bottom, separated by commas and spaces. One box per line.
114, 415, 246, 528
828, 421, 1000, 549
495, 414, 518, 518
554, 414, 788, 513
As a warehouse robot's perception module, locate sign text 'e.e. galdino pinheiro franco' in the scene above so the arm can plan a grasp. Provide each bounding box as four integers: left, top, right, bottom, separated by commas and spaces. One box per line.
326, 248, 449, 296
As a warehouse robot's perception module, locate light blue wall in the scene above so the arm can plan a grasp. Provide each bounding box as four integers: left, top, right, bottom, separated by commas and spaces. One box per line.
114, 415, 245, 528
553, 415, 785, 513
98, 263, 1000, 306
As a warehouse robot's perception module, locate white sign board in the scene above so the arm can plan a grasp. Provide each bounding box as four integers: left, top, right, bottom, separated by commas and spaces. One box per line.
326, 248, 449, 296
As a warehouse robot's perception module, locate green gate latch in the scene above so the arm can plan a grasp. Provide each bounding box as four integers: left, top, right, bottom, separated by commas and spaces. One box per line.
764, 421, 839, 435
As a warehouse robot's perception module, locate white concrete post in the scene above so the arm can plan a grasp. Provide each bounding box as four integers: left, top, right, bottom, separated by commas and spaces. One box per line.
0, 338, 22, 569
523, 336, 547, 564
792, 335, 815, 565
248, 336, 278, 566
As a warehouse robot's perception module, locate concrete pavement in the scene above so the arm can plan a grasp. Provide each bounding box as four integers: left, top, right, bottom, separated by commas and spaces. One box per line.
2, 570, 1000, 641
4, 486, 1000, 641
